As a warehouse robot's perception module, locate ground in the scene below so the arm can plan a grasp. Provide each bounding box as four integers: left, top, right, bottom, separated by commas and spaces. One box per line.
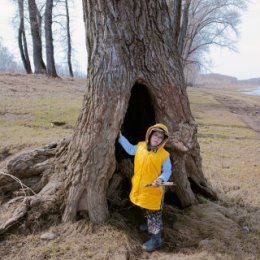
0, 73, 259, 259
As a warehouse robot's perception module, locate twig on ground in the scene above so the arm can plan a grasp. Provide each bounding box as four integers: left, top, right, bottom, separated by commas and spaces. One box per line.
0, 171, 36, 197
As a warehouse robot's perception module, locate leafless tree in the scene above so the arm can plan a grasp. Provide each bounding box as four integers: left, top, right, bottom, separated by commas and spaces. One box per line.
182, 0, 247, 81
45, 0, 74, 77
64, 0, 73, 77
45, 0, 58, 77
28, 0, 46, 74
18, 0, 32, 74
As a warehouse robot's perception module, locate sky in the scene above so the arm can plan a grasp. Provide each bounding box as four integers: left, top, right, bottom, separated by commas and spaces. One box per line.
0, 0, 259, 80
208, 0, 260, 80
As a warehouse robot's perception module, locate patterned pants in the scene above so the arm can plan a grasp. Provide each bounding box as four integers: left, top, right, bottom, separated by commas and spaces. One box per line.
143, 209, 162, 235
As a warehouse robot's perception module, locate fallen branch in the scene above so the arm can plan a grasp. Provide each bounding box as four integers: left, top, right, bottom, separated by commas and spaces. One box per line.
0, 171, 36, 196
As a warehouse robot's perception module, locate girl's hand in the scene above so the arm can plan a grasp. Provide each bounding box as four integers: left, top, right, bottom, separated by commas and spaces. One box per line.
152, 178, 163, 187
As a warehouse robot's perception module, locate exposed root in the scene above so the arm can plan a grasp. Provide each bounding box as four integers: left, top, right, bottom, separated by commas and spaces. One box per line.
0, 140, 70, 235
0, 140, 70, 198
0, 198, 29, 235
0, 189, 62, 236
6, 142, 57, 179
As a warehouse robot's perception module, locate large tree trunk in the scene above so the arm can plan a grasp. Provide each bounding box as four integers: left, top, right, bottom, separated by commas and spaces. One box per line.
28, 0, 46, 74
18, 0, 32, 74
62, 0, 217, 222
45, 0, 58, 77
0, 0, 217, 233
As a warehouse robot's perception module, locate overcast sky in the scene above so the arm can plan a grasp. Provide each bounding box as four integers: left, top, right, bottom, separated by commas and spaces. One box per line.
208, 0, 260, 80
0, 0, 259, 80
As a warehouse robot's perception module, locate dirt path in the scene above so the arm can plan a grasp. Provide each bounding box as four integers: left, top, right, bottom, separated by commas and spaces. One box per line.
214, 94, 260, 133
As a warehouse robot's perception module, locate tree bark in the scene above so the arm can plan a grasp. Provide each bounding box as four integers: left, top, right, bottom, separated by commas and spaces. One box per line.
18, 0, 32, 74
45, 0, 58, 77
65, 0, 73, 77
28, 0, 46, 74
0, 0, 217, 232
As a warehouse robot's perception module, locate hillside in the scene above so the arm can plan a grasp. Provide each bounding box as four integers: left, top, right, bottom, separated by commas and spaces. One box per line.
196, 73, 260, 91
240, 77, 260, 85
0, 73, 259, 260
197, 73, 238, 85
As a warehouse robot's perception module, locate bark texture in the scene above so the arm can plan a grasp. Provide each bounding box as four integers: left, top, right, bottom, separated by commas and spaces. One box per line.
0, 0, 217, 232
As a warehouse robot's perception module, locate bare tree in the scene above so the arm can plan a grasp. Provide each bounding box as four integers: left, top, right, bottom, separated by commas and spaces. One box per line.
28, 0, 46, 74
45, 0, 58, 77
183, 0, 247, 69
64, 0, 73, 77
18, 0, 32, 74
44, 0, 74, 77
0, 0, 217, 234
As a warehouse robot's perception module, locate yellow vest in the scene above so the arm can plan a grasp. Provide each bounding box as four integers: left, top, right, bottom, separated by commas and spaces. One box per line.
129, 141, 169, 210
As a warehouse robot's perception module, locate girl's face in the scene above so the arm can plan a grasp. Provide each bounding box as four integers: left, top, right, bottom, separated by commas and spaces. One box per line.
150, 131, 164, 147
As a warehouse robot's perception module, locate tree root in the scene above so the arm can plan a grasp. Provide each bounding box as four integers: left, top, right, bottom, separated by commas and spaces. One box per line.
0, 140, 70, 235
0, 198, 29, 235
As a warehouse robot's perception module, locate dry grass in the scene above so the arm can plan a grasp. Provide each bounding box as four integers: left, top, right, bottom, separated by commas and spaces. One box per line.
0, 221, 141, 260
0, 73, 259, 259
0, 73, 85, 158
189, 87, 260, 212
186, 87, 259, 259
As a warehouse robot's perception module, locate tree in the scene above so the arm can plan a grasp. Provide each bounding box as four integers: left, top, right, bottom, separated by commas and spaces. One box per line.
182, 0, 247, 81
0, 0, 217, 233
28, 0, 47, 74
18, 0, 32, 74
45, 0, 58, 77
64, 0, 73, 77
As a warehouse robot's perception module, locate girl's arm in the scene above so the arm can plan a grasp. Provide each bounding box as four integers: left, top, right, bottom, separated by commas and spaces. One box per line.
118, 135, 137, 156
158, 157, 172, 182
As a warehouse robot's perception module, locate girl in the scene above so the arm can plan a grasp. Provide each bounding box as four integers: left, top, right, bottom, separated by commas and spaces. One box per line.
118, 123, 172, 251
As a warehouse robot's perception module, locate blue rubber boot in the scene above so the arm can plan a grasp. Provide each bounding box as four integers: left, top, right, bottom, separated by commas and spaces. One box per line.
142, 233, 161, 252
139, 223, 148, 231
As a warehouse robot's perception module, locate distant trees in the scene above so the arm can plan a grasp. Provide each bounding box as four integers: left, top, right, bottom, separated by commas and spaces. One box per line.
182, 0, 247, 83
0, 40, 23, 72
12, 0, 77, 77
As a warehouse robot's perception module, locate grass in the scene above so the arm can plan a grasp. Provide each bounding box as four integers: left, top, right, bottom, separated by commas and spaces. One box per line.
188, 87, 260, 232
0, 75, 84, 155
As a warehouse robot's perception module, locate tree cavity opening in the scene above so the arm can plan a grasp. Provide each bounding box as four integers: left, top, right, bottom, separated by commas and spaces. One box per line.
109, 83, 156, 211
121, 83, 156, 143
